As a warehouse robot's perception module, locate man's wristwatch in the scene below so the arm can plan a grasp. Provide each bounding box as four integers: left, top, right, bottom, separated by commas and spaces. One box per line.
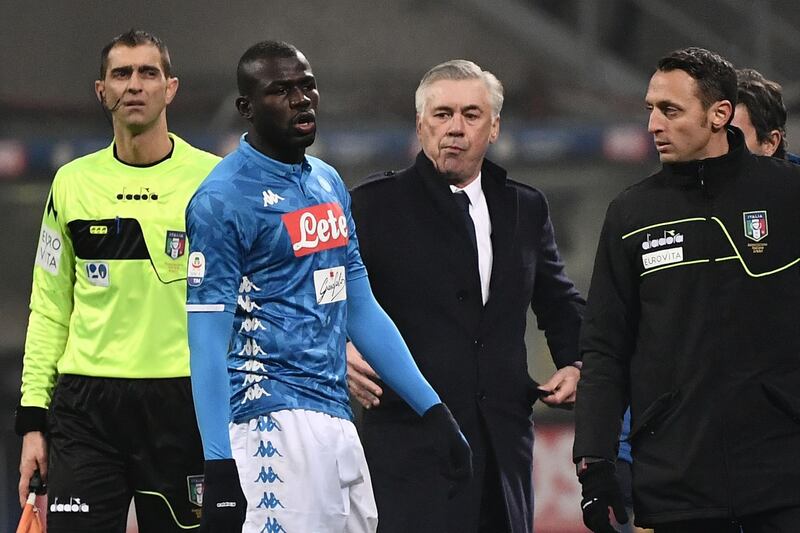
575, 456, 610, 477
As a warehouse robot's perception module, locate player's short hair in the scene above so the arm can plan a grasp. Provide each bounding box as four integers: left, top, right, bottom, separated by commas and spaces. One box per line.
100, 29, 172, 79
415, 59, 504, 117
737, 68, 788, 159
237, 41, 302, 96
657, 47, 737, 112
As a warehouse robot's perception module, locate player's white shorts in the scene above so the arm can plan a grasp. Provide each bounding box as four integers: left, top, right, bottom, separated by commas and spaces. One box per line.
230, 409, 378, 533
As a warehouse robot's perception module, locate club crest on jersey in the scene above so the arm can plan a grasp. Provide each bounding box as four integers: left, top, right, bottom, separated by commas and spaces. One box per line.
187, 475, 204, 507
743, 211, 768, 242
165, 230, 186, 259
282, 202, 349, 257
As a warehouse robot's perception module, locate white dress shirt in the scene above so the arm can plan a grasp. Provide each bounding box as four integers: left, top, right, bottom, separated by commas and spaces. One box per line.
450, 173, 493, 304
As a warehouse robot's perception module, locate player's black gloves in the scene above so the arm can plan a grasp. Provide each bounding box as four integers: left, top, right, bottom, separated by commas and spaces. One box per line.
578, 460, 628, 533
200, 459, 247, 533
422, 402, 473, 497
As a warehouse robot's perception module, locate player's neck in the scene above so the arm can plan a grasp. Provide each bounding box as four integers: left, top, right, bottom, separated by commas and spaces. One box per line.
113, 118, 172, 166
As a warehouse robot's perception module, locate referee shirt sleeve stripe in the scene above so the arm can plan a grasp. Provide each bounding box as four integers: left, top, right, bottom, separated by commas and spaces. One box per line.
187, 303, 226, 312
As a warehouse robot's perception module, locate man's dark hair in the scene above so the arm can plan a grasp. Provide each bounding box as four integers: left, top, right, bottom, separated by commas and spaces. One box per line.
657, 47, 737, 112
237, 41, 301, 96
737, 68, 788, 158
100, 29, 172, 79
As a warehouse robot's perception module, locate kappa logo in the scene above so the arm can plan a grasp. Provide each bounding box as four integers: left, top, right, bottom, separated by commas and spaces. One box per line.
261, 517, 287, 533
241, 383, 271, 404
263, 190, 285, 207
254, 465, 284, 483
239, 339, 267, 356
255, 415, 280, 432
240, 317, 266, 333
238, 294, 262, 312
239, 276, 261, 293
282, 202, 348, 257
254, 441, 283, 459
257, 492, 285, 510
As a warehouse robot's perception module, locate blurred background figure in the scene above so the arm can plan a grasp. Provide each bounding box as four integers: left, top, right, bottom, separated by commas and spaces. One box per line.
4, 1, 800, 532
733, 67, 800, 162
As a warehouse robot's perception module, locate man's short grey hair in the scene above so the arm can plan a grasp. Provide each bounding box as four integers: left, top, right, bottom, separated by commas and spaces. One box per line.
415, 59, 504, 117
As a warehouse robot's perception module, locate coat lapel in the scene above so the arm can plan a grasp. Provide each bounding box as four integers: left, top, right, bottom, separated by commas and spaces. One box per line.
481, 159, 517, 313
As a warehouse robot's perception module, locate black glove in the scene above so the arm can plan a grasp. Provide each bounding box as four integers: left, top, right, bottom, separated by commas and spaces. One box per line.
422, 403, 473, 496
200, 459, 247, 533
578, 460, 628, 533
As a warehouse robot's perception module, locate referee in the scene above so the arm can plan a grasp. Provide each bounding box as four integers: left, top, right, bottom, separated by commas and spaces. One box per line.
15, 29, 219, 532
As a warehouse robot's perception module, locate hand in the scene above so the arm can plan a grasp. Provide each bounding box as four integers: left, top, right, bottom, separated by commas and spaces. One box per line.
538, 365, 580, 409
578, 461, 628, 533
422, 403, 473, 497
346, 342, 383, 409
200, 459, 247, 533
19, 432, 47, 507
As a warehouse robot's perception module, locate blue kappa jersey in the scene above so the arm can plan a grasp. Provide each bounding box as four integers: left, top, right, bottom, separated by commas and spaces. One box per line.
186, 135, 367, 423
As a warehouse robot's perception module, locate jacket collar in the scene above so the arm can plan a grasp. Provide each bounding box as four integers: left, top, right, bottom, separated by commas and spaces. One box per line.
661, 127, 750, 191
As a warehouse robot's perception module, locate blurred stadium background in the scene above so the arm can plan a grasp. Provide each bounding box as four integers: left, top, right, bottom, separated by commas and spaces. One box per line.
2, 0, 799, 530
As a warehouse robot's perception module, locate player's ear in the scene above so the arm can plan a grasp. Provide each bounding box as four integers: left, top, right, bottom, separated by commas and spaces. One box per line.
236, 96, 253, 120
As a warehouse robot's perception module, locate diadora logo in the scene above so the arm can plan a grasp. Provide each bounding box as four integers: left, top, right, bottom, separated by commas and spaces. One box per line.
281, 202, 348, 257
641, 230, 683, 250
263, 190, 285, 207
116, 186, 158, 201
50, 497, 90, 513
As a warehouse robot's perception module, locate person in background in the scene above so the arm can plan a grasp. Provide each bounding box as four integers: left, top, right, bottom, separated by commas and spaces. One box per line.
732, 67, 799, 162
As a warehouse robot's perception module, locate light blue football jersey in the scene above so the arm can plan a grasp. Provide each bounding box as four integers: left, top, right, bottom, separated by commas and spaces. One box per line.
186, 135, 366, 423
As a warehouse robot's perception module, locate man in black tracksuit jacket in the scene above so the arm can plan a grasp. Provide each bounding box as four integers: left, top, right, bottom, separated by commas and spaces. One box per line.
574, 47, 800, 533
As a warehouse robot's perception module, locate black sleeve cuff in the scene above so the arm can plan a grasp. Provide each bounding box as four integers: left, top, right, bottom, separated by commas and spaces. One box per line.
15, 406, 48, 436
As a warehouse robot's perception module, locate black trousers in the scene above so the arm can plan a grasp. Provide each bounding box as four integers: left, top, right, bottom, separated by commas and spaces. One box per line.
654, 505, 800, 533
46, 375, 205, 533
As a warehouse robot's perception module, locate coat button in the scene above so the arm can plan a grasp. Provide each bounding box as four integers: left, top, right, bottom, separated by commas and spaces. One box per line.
477, 390, 487, 401
457, 290, 468, 302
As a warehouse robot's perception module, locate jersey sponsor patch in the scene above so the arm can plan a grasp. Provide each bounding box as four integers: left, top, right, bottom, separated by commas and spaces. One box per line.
313, 266, 346, 304
85, 262, 110, 286
282, 202, 349, 257
642, 247, 683, 269
187, 475, 204, 507
165, 230, 187, 259
188, 251, 206, 286
35, 224, 63, 275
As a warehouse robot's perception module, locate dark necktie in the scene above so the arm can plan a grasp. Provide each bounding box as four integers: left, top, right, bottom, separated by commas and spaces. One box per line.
453, 191, 478, 253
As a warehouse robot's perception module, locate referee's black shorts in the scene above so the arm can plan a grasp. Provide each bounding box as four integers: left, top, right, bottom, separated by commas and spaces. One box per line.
46, 374, 205, 533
